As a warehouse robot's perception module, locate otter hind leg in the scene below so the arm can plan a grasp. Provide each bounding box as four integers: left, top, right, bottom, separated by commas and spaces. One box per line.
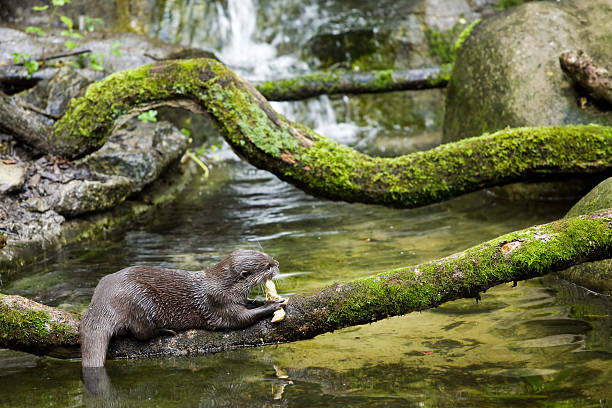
128, 320, 158, 341
80, 323, 115, 368
130, 324, 177, 340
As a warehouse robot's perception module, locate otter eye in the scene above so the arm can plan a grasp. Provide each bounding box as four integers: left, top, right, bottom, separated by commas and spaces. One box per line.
240, 270, 252, 278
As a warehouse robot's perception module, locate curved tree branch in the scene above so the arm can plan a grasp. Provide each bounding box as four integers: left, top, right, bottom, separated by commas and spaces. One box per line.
1, 209, 610, 360
50, 59, 611, 208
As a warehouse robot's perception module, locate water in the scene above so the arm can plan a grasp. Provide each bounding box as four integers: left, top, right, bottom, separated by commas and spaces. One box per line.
1, 0, 611, 406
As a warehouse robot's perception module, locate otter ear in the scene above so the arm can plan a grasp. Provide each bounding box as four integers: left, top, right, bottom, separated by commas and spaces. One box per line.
240, 270, 252, 279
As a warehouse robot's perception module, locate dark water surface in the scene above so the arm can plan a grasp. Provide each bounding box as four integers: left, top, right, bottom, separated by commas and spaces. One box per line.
1, 0, 611, 406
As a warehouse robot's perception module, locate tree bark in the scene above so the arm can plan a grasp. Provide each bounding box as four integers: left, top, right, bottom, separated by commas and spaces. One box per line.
0, 90, 55, 152
253, 66, 450, 101
560, 50, 612, 106
51, 59, 612, 208
1, 209, 610, 360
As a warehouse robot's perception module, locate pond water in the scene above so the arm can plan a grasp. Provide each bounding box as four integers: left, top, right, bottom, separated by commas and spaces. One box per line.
1, 0, 611, 406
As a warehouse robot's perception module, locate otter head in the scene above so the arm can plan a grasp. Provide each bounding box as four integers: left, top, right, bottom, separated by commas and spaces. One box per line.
209, 249, 279, 300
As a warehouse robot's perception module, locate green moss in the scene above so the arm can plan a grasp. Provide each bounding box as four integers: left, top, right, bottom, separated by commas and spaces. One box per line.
454, 19, 481, 51
497, 0, 530, 11
0, 302, 51, 342
0, 297, 79, 350
566, 177, 612, 217
256, 71, 342, 100
326, 211, 612, 327
288, 124, 612, 207
424, 20, 467, 64
373, 70, 393, 89
428, 63, 453, 86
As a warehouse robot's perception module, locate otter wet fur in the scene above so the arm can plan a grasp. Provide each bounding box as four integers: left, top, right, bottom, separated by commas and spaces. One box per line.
80, 249, 285, 367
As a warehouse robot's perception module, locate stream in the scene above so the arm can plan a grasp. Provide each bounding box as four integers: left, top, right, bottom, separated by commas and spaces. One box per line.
1, 0, 611, 406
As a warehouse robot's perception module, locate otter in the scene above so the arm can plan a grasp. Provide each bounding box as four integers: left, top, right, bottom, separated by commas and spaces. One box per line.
80, 249, 286, 367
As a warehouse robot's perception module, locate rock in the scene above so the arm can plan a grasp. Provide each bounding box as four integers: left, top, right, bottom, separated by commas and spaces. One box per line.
302, 0, 498, 71
23, 197, 51, 213
51, 176, 133, 217
15, 66, 92, 117
557, 177, 612, 295
443, 1, 612, 142
0, 162, 26, 193
566, 177, 612, 217
81, 120, 189, 194
0, 26, 218, 84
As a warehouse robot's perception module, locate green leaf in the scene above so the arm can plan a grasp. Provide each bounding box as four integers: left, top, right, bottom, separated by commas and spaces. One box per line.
26, 26, 46, 36
89, 52, 104, 71
83, 16, 105, 32
110, 40, 122, 57
32, 5, 49, 11
59, 15, 73, 30
138, 110, 158, 123
11, 52, 30, 64
180, 128, 191, 136
52, 0, 67, 6
64, 40, 77, 51
24, 60, 39, 78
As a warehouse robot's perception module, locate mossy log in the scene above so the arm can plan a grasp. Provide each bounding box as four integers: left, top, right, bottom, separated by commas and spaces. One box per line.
0, 293, 80, 358
51, 59, 611, 207
254, 66, 450, 101
1, 210, 610, 360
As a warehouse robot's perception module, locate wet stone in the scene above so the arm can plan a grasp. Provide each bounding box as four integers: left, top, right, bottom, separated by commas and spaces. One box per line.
82, 120, 189, 194
0, 162, 26, 194
15, 66, 93, 117
51, 176, 133, 217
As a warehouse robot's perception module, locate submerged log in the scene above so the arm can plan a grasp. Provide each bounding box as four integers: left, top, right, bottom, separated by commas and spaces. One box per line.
52, 59, 611, 207
254, 66, 450, 101
1, 209, 610, 360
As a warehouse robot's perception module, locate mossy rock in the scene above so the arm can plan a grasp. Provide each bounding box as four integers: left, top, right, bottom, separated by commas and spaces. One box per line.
566, 177, 612, 218
443, 1, 612, 200
557, 177, 612, 295
443, 1, 612, 142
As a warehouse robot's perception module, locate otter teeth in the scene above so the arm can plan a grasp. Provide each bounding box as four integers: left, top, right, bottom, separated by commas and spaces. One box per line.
265, 279, 287, 323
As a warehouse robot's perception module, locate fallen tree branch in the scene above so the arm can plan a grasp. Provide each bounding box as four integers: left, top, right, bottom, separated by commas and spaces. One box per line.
254, 66, 450, 101
560, 50, 612, 106
0, 90, 54, 151
0, 49, 92, 67
1, 209, 610, 360
50, 59, 612, 208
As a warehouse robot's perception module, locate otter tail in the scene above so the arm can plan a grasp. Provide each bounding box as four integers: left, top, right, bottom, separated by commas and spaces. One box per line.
80, 308, 117, 368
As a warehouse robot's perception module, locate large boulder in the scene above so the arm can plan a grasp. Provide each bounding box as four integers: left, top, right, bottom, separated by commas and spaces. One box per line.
557, 177, 612, 295
444, 1, 612, 142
